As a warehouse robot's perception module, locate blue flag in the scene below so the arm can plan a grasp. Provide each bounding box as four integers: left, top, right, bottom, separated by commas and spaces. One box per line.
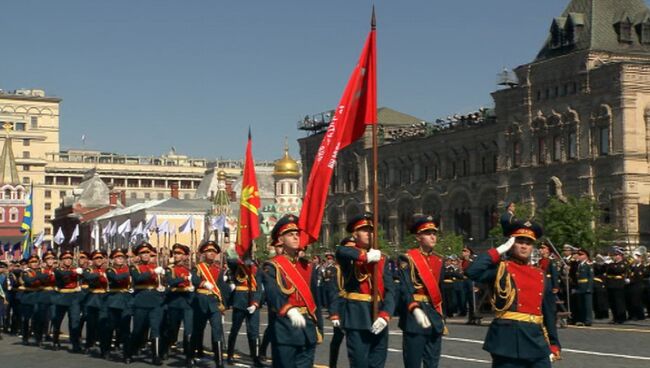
20, 187, 33, 234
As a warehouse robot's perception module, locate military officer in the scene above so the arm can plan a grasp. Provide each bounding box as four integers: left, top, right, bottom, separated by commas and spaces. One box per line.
326, 237, 353, 368
191, 240, 229, 368
83, 250, 110, 357
466, 220, 561, 367
130, 242, 166, 365
605, 246, 628, 324
51, 250, 83, 352
105, 248, 134, 363
163, 243, 195, 367
259, 239, 283, 362
397, 215, 446, 368
591, 254, 610, 320
35, 250, 57, 347
226, 255, 263, 366
441, 256, 459, 318
335, 213, 395, 368
261, 214, 323, 368
19, 254, 42, 346
571, 247, 593, 326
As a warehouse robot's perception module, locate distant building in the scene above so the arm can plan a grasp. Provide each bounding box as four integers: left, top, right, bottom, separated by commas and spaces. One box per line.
0, 123, 29, 245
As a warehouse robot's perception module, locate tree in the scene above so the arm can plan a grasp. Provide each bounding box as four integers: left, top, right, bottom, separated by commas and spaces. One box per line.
436, 232, 464, 257
538, 196, 621, 253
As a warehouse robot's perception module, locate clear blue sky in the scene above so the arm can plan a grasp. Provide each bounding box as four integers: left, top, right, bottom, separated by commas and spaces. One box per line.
1, 0, 571, 161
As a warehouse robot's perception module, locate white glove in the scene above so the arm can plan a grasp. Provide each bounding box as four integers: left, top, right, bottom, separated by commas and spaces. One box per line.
247, 305, 257, 314
496, 237, 516, 255
371, 317, 388, 334
625, 278, 630, 284
366, 249, 381, 263
203, 281, 214, 290
229, 283, 236, 291
221, 315, 225, 326
331, 319, 341, 328
154, 266, 164, 275
287, 308, 306, 328
412, 307, 432, 329
75, 268, 83, 275
549, 353, 555, 362
223, 274, 228, 281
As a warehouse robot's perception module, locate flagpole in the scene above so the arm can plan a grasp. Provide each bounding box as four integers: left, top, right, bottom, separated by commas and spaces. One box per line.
369, 6, 380, 321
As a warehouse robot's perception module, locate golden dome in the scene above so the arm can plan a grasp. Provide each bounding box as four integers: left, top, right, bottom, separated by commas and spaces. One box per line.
217, 170, 227, 180
274, 144, 300, 178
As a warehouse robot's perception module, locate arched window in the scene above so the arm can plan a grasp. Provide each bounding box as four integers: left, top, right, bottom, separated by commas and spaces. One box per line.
0, 208, 5, 222
512, 141, 522, 168
4, 189, 11, 199
9, 207, 19, 223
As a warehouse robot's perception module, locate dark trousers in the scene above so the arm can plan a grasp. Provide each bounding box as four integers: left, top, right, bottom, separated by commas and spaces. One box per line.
271, 341, 316, 368
607, 287, 626, 323
132, 305, 163, 344
192, 308, 223, 345
573, 292, 593, 324
20, 301, 36, 342
329, 326, 345, 368
491, 354, 551, 368
345, 328, 388, 368
85, 305, 109, 352
9, 294, 21, 334
403, 332, 441, 368
52, 302, 82, 347
163, 307, 193, 356
107, 307, 131, 358
229, 307, 259, 340
625, 283, 645, 320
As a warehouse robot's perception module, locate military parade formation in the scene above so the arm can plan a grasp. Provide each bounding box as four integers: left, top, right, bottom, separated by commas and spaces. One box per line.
2, 212, 649, 368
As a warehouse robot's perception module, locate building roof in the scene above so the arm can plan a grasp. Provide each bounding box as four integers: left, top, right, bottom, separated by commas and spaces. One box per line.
536, 0, 650, 60
377, 107, 424, 126
75, 173, 111, 208
0, 134, 20, 186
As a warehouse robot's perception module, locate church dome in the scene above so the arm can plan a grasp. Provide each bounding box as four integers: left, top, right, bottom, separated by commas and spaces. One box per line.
273, 146, 300, 178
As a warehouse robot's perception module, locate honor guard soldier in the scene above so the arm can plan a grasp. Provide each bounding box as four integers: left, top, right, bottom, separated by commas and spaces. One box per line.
77, 250, 91, 338
571, 248, 593, 326
259, 239, 283, 362
35, 250, 57, 347
262, 214, 323, 368
0, 261, 8, 339
130, 242, 166, 365
8, 260, 22, 335
605, 246, 628, 324
335, 213, 395, 368
326, 237, 353, 368
105, 248, 134, 363
226, 254, 263, 366
397, 215, 446, 368
19, 254, 42, 345
163, 243, 195, 367
52, 250, 83, 352
466, 220, 561, 367
191, 240, 228, 368
83, 250, 110, 357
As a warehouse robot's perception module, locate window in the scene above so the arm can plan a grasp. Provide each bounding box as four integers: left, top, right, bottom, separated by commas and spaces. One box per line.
23, 151, 30, 159
45, 176, 54, 185
640, 21, 650, 44
23, 165, 30, 171
30, 116, 38, 129
14, 122, 25, 131
157, 193, 164, 199
44, 190, 51, 198
131, 192, 137, 199
599, 127, 609, 155
553, 136, 562, 161
568, 131, 577, 159
616, 20, 633, 43
512, 141, 521, 168
23, 139, 30, 147
144, 192, 151, 199
536, 90, 541, 101
44, 215, 51, 221
44, 227, 51, 235
59, 190, 66, 198
538, 137, 546, 164
44, 203, 51, 211
9, 207, 18, 223
0, 208, 4, 222
571, 82, 577, 94
22, 177, 30, 184
4, 189, 11, 199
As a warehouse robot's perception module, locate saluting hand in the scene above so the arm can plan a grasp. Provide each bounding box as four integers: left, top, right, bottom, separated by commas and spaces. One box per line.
496, 237, 516, 255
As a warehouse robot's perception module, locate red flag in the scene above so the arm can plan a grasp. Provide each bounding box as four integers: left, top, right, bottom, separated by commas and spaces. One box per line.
299, 24, 377, 247
236, 129, 261, 258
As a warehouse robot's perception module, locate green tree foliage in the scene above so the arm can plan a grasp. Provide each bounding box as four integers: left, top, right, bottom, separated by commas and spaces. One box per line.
436, 232, 464, 257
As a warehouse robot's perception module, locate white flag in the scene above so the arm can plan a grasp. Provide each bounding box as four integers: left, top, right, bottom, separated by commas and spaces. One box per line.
102, 221, 112, 243
33, 231, 45, 247
169, 224, 176, 236
144, 215, 158, 232
157, 220, 170, 234
70, 224, 80, 244
117, 219, 132, 236
179, 216, 194, 234
210, 215, 226, 231
110, 221, 118, 236
133, 221, 144, 236
54, 227, 65, 245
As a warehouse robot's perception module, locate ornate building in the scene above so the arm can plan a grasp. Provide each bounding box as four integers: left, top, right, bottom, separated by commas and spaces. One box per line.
298, 0, 650, 248
0, 123, 29, 244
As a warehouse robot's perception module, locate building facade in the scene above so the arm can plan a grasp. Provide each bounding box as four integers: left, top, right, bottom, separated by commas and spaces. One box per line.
298, 0, 650, 248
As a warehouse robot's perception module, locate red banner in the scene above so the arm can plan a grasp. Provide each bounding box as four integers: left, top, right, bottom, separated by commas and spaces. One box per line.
299, 27, 377, 247
236, 130, 261, 257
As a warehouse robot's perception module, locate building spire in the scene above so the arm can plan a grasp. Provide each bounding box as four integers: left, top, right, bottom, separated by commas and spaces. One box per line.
0, 123, 21, 186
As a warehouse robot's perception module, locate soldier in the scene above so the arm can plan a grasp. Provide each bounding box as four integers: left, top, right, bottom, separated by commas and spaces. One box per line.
626, 249, 646, 320
441, 256, 458, 318
226, 255, 263, 366
35, 250, 57, 347
0, 261, 8, 339
335, 213, 395, 368
105, 248, 133, 363
326, 237, 352, 368
130, 242, 166, 365
397, 215, 446, 368
261, 214, 323, 368
460, 246, 478, 324
51, 250, 83, 352
19, 255, 42, 345
259, 239, 283, 362
83, 250, 110, 357
591, 253, 610, 320
191, 240, 229, 368
499, 202, 516, 228
466, 220, 561, 366
163, 243, 195, 367
605, 246, 628, 324
571, 247, 593, 326
8, 260, 22, 335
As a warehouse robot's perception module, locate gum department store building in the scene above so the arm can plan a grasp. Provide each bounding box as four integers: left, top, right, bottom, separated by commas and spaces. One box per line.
298, 0, 650, 248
